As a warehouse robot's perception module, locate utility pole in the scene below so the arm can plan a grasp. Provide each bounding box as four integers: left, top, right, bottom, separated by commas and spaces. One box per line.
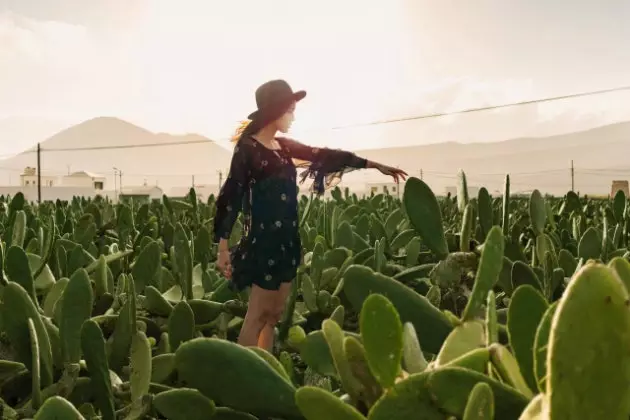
113, 167, 122, 202
570, 160, 575, 191
37, 143, 42, 204
192, 174, 195, 188
218, 170, 223, 189
113, 168, 118, 199
419, 169, 423, 180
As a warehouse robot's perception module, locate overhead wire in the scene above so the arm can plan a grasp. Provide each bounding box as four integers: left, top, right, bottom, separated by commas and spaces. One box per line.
0, 83, 628, 195
0, 83, 626, 154
326, 84, 630, 130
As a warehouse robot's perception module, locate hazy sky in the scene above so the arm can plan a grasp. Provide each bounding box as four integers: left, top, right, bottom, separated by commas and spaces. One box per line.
1, 0, 629, 156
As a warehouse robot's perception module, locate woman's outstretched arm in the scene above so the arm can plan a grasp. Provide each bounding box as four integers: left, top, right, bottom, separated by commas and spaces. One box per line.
276, 137, 408, 184
277, 137, 367, 168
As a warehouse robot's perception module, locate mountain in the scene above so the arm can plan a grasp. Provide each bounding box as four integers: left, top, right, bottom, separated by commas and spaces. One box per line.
350, 121, 630, 196
0, 117, 232, 191
1, 117, 628, 197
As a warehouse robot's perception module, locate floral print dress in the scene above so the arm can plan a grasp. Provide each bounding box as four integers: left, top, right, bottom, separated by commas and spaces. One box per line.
213, 135, 367, 291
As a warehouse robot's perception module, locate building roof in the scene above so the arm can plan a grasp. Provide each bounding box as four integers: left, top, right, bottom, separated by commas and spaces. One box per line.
65, 171, 105, 179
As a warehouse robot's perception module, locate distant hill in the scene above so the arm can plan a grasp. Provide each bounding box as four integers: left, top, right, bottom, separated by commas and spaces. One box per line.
0, 117, 232, 191
351, 121, 630, 196
1, 117, 628, 196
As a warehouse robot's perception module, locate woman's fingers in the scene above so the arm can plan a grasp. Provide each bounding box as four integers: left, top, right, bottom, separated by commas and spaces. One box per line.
222, 263, 232, 279
390, 169, 404, 183
217, 259, 232, 279
392, 168, 407, 183
380, 165, 408, 184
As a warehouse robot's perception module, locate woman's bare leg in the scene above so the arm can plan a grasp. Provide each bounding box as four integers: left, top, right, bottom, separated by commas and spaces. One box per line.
258, 282, 292, 351
238, 285, 273, 347
258, 323, 275, 351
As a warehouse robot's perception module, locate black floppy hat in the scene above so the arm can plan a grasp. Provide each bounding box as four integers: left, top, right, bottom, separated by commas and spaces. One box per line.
247, 80, 306, 125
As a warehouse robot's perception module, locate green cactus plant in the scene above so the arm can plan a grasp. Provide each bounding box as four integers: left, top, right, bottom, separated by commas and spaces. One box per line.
168, 301, 195, 352
461, 225, 505, 322
60, 268, 94, 365
507, 285, 548, 393
403, 177, 449, 259
296, 386, 366, 420
1, 282, 54, 387
546, 263, 630, 419
175, 338, 300, 419
359, 294, 403, 389
80, 320, 115, 420
462, 382, 495, 420
153, 388, 217, 420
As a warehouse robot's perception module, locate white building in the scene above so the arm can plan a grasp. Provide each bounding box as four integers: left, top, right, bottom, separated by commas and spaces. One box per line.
366, 182, 402, 197
120, 185, 163, 201
62, 171, 106, 190
0, 186, 109, 203
611, 180, 629, 198
19, 167, 57, 188
170, 184, 221, 201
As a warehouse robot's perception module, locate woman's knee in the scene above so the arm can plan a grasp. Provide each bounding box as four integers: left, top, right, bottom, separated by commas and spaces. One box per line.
245, 300, 279, 325
248, 284, 286, 325
242, 308, 267, 330
261, 306, 284, 325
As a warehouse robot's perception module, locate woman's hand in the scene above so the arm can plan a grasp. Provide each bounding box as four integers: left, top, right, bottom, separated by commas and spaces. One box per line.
217, 246, 232, 279
369, 161, 408, 183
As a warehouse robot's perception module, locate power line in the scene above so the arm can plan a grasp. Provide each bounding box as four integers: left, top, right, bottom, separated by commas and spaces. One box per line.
421, 168, 568, 177
0, 138, 223, 155
327, 84, 630, 130
43, 138, 217, 153
1, 164, 627, 180
1, 84, 628, 156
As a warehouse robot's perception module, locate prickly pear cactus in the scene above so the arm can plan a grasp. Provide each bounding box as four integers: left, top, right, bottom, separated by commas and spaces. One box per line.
0, 180, 627, 419
546, 263, 630, 419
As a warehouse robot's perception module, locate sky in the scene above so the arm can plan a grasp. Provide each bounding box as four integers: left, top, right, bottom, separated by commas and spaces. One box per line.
1, 0, 630, 157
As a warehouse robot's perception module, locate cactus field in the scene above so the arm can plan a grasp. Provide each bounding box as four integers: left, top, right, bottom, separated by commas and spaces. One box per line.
0, 171, 629, 419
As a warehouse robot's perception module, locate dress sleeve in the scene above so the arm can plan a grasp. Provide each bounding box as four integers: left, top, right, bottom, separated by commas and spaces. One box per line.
276, 137, 368, 195
213, 142, 250, 243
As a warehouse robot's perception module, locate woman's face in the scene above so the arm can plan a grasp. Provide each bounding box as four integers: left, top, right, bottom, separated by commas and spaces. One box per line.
275, 102, 296, 133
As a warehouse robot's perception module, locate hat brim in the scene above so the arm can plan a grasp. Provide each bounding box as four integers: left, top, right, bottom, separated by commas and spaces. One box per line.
247, 90, 307, 121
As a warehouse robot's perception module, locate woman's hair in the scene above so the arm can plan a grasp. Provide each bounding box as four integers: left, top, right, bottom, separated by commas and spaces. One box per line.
231, 120, 251, 143
231, 119, 263, 143
231, 116, 308, 166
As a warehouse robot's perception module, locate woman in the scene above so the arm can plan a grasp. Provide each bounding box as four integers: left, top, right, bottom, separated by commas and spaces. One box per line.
213, 79, 407, 351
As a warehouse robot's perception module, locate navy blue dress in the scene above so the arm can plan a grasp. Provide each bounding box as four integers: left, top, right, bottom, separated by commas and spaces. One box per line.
213, 135, 367, 290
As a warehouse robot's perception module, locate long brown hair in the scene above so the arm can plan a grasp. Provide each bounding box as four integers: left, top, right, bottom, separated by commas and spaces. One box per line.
230, 118, 308, 166
231, 120, 252, 143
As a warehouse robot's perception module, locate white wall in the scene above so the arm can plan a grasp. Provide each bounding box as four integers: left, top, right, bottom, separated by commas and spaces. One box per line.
146, 188, 162, 200
170, 185, 220, 201
366, 182, 402, 196
21, 175, 57, 187
0, 186, 110, 202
